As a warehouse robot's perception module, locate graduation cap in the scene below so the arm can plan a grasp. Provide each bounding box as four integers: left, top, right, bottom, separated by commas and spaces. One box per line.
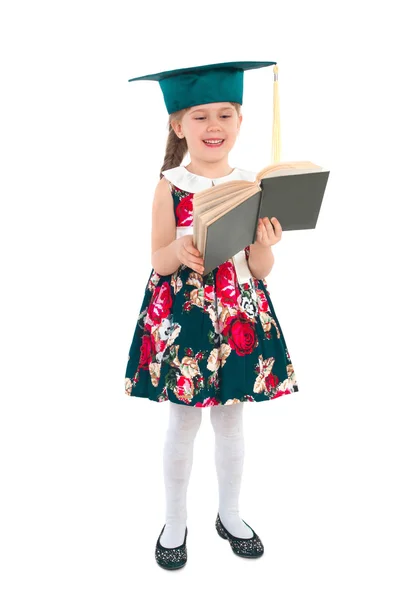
128, 61, 281, 163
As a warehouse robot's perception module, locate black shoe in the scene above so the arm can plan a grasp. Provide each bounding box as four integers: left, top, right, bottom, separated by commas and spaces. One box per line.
215, 513, 264, 558
155, 525, 188, 570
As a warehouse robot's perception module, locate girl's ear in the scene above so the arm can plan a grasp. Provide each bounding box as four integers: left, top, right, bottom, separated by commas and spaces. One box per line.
171, 120, 182, 138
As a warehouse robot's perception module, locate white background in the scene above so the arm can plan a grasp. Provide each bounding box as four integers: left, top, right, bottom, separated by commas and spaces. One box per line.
1, 1, 399, 598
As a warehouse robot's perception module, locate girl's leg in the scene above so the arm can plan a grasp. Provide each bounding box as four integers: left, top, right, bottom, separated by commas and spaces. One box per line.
160, 401, 202, 548
210, 402, 253, 538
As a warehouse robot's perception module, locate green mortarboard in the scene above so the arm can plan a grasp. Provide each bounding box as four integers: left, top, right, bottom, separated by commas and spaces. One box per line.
128, 61, 281, 163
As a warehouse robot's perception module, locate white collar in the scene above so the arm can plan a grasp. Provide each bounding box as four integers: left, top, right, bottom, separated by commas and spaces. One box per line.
161, 165, 257, 193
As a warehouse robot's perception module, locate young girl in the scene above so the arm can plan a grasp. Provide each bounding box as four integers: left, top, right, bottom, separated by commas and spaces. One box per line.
125, 61, 299, 569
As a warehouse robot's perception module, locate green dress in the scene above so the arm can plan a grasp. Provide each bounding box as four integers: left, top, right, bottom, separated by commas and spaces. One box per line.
124, 166, 299, 408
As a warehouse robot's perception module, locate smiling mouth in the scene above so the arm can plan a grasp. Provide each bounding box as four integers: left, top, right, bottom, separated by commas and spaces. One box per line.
203, 139, 225, 147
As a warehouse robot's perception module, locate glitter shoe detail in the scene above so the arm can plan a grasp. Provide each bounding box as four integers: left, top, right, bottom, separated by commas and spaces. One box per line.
215, 513, 264, 558
155, 525, 188, 569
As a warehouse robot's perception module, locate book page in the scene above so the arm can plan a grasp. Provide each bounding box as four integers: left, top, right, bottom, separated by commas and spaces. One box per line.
193, 179, 256, 207
194, 185, 260, 255
257, 161, 322, 180
199, 188, 258, 226
193, 181, 260, 254
195, 187, 259, 218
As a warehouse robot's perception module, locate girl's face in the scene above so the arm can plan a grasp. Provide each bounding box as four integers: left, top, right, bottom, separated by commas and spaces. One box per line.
173, 102, 242, 162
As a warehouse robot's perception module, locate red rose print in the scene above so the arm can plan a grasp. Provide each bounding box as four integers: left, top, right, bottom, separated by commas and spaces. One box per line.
223, 315, 257, 356
176, 194, 194, 226
256, 289, 269, 312
264, 372, 279, 391
215, 262, 240, 306
175, 375, 193, 402
147, 282, 172, 325
194, 396, 220, 407
139, 334, 152, 369
271, 389, 292, 399
204, 284, 215, 303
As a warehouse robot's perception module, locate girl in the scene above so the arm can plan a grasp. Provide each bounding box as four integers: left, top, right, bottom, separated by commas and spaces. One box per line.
125, 62, 299, 569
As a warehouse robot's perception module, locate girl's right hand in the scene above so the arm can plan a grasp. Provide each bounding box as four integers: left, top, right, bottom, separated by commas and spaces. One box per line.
175, 235, 204, 274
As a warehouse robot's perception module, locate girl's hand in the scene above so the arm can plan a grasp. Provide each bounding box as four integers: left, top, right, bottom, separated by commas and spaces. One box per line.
254, 216, 282, 248
175, 234, 204, 274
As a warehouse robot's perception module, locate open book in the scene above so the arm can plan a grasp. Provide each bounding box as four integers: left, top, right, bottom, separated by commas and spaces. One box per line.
192, 161, 330, 275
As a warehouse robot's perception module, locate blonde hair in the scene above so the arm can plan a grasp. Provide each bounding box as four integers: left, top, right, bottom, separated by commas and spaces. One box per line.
159, 102, 242, 179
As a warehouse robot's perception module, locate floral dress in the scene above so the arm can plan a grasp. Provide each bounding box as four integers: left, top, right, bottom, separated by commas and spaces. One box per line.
124, 166, 299, 408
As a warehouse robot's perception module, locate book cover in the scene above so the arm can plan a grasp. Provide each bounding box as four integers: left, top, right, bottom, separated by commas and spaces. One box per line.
201, 169, 330, 275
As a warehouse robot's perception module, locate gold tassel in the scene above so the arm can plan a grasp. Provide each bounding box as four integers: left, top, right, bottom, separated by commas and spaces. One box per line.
271, 64, 281, 164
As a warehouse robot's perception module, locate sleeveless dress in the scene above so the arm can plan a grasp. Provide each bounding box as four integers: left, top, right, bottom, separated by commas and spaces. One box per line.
124, 166, 299, 408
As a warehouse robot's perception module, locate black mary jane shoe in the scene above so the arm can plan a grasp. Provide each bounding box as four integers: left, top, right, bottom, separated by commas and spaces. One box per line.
155, 525, 188, 570
215, 513, 264, 558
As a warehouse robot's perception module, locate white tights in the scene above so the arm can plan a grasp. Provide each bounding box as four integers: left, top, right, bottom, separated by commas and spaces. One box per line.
160, 401, 253, 548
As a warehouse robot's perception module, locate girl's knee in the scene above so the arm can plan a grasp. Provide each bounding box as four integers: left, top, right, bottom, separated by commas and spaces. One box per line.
168, 402, 202, 439
210, 402, 243, 434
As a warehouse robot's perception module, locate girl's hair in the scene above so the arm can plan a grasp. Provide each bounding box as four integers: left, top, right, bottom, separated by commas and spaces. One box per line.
159, 102, 242, 179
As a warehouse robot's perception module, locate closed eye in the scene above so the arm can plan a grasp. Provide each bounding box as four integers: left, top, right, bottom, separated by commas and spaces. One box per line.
194, 116, 231, 120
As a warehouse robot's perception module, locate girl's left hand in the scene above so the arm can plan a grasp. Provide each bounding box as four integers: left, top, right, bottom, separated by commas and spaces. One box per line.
254, 216, 282, 247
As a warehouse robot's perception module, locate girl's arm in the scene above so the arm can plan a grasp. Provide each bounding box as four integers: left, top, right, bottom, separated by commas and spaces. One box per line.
248, 242, 275, 280
247, 216, 279, 280
151, 177, 182, 276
